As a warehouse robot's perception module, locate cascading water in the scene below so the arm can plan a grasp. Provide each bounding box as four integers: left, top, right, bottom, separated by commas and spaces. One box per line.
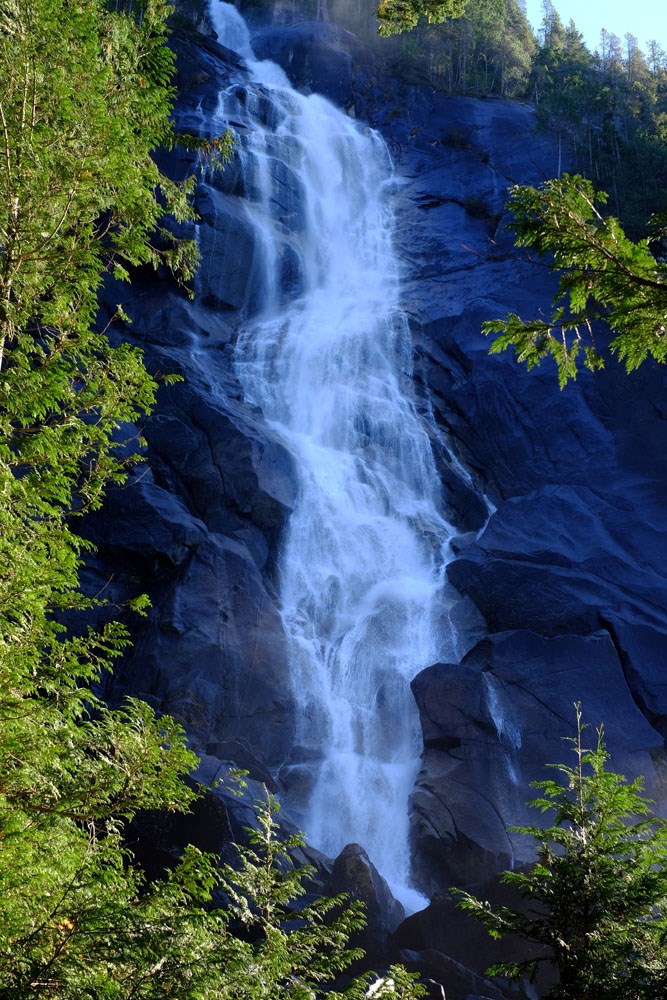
483, 673, 522, 786
208, 2, 458, 909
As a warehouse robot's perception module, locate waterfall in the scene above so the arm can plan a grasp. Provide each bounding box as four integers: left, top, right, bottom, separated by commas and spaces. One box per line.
208, 2, 458, 909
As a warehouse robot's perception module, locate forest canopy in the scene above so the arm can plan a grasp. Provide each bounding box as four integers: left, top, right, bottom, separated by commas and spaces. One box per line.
376, 0, 469, 36
325, 0, 667, 235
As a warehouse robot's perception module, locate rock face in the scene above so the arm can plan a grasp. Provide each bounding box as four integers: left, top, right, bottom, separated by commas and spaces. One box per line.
409, 631, 663, 892
326, 843, 406, 961
252, 20, 373, 110
90, 8, 667, 998
365, 77, 667, 896
88, 29, 300, 774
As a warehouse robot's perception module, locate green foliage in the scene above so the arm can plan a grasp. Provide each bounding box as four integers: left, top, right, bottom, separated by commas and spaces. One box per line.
0, 1, 219, 996
219, 792, 366, 997
0, 711, 214, 997
369, 0, 667, 205
526, 8, 667, 235
0, 0, 196, 354
376, 0, 467, 37
374, 0, 534, 99
0, 11, 183, 915
483, 174, 667, 384
0, 2, 421, 996
457, 706, 667, 998
4, 754, 429, 999
217, 792, 426, 999
0, 0, 191, 624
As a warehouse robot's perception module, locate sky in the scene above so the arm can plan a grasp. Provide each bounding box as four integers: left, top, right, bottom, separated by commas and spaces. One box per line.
523, 0, 667, 53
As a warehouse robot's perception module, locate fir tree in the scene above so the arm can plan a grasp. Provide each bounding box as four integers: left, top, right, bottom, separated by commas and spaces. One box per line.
218, 792, 426, 999
457, 706, 667, 999
482, 173, 667, 384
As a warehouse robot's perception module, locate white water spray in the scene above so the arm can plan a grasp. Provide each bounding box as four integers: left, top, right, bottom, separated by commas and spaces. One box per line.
209, 2, 458, 908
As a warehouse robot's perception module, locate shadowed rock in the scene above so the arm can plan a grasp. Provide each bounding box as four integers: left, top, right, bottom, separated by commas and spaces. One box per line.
326, 843, 405, 962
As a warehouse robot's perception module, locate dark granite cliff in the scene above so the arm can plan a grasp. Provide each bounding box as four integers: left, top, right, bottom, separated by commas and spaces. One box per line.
86, 8, 667, 998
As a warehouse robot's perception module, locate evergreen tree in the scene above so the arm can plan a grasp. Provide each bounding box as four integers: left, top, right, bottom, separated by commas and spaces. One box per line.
387, 0, 533, 97
457, 706, 667, 998
482, 173, 667, 383
0, 2, 424, 996
0, 15, 196, 980
218, 793, 426, 999
0, 0, 204, 362
523, 7, 667, 234
376, 0, 467, 36
0, 16, 199, 983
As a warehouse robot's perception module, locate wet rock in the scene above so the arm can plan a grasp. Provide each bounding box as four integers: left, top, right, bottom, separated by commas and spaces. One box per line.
326, 843, 405, 961
145, 378, 295, 544
447, 483, 667, 635
607, 620, 667, 739
84, 475, 208, 568
409, 631, 663, 896
172, 30, 250, 126
109, 533, 296, 768
251, 21, 373, 110
196, 186, 265, 312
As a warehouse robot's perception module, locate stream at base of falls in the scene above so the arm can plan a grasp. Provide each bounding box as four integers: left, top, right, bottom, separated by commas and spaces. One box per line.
208, 1, 460, 911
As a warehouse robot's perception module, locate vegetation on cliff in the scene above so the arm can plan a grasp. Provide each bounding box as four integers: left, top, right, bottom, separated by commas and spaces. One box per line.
0, 0, 424, 995
458, 707, 667, 998
357, 0, 667, 380
482, 173, 667, 384
325, 0, 667, 235
376, 0, 468, 37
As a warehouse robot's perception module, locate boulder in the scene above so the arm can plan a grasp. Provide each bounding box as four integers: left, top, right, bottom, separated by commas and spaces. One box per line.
395, 947, 509, 1000
84, 474, 208, 569
326, 843, 405, 961
145, 377, 295, 545
409, 630, 663, 896
392, 892, 545, 1000
447, 484, 667, 635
